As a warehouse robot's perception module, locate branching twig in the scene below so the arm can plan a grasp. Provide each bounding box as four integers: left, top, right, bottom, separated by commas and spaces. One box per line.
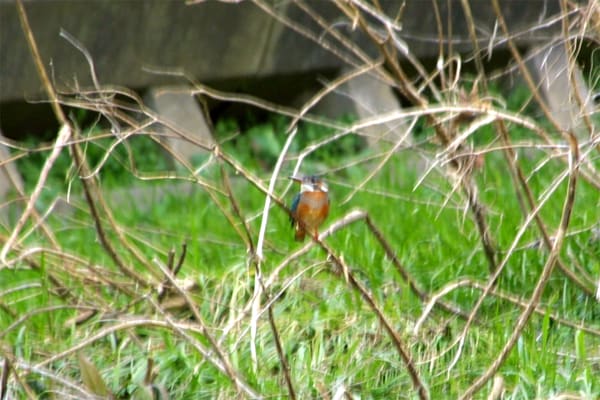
316, 235, 430, 400
460, 133, 579, 399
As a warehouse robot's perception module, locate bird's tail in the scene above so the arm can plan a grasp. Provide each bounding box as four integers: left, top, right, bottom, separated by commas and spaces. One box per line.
294, 227, 305, 242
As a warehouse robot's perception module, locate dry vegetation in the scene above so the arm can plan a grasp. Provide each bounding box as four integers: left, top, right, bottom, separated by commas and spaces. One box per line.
1, 1, 599, 399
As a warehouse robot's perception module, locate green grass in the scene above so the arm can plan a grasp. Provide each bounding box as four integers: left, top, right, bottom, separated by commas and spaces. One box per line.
2, 96, 600, 398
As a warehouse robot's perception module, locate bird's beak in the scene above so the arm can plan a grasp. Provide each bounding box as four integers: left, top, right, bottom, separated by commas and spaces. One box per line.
289, 176, 302, 183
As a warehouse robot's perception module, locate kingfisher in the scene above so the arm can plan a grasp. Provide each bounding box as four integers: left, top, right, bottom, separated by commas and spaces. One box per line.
289, 175, 330, 241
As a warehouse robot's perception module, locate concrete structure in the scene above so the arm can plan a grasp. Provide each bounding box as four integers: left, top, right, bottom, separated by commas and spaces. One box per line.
0, 130, 22, 197
529, 43, 596, 134
1, 0, 587, 201
1, 1, 564, 113
144, 86, 215, 165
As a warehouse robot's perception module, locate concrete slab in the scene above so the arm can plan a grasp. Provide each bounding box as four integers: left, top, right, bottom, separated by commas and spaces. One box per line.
1, 0, 562, 105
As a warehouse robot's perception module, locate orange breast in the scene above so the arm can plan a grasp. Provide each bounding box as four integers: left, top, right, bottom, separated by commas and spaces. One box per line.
295, 191, 329, 231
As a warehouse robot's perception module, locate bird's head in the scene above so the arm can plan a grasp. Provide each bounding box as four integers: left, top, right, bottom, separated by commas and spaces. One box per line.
289, 175, 328, 193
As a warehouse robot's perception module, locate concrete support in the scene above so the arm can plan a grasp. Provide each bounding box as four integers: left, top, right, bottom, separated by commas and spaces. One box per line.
312, 70, 408, 146
0, 130, 24, 222
145, 87, 215, 166
0, 132, 23, 198
529, 43, 595, 136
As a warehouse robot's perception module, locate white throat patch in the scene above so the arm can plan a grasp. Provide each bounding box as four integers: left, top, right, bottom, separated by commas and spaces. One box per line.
301, 181, 328, 193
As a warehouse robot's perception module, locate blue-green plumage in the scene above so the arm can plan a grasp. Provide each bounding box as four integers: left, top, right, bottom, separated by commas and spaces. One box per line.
290, 193, 301, 226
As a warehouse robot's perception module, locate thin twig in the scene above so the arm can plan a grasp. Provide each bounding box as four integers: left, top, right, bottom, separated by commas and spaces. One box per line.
460, 133, 579, 399
496, 120, 596, 296
414, 278, 600, 337
318, 238, 429, 400
151, 258, 245, 396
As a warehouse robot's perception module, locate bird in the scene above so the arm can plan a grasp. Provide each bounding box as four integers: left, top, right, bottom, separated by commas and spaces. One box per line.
289, 175, 330, 242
